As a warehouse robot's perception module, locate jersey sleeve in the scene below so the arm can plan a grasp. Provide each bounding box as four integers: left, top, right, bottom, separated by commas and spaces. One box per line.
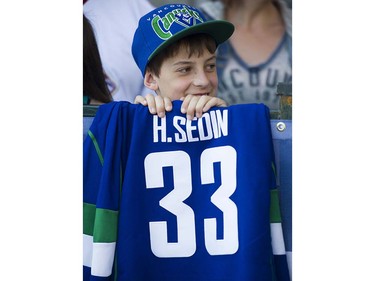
83, 102, 127, 280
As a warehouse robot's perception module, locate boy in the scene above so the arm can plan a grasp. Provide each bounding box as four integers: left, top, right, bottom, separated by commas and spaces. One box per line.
131, 3, 234, 119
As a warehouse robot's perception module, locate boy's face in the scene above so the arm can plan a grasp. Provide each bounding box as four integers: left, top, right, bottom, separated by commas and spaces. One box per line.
144, 47, 218, 100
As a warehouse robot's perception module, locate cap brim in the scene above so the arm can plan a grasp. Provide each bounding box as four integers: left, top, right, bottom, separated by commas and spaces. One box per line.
148, 20, 234, 63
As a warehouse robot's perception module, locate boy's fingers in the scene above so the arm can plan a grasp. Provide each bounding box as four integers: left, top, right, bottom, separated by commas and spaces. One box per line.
186, 96, 200, 120
201, 98, 216, 113
181, 95, 228, 119
202, 97, 227, 112
145, 94, 156, 114
216, 98, 227, 107
194, 96, 210, 118
180, 95, 192, 114
164, 97, 173, 112
155, 95, 166, 118
134, 95, 147, 105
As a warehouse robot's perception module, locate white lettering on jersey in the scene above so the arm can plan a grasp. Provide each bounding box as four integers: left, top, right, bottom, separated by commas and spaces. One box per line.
153, 109, 229, 143
144, 146, 238, 258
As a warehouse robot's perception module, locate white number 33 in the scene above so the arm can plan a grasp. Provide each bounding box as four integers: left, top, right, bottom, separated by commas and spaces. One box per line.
144, 146, 239, 258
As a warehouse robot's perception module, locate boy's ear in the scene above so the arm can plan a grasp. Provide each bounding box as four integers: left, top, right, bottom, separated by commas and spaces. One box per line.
144, 69, 158, 91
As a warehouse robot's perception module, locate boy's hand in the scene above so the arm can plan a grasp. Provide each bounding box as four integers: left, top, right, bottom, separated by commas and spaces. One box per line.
180, 95, 227, 120
134, 94, 227, 120
134, 94, 172, 118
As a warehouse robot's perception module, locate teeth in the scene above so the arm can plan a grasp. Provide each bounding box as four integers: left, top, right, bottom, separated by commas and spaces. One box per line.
191, 93, 209, 96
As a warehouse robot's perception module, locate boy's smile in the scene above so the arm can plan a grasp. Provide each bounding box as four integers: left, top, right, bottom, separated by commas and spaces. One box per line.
144, 47, 218, 101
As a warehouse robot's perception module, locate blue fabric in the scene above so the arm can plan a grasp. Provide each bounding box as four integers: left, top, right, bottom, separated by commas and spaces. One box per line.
273, 255, 291, 281
84, 101, 281, 280
271, 120, 292, 280
271, 120, 292, 254
83, 266, 113, 281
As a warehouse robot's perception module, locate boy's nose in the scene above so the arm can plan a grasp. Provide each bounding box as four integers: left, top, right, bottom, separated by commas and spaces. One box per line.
192, 70, 210, 87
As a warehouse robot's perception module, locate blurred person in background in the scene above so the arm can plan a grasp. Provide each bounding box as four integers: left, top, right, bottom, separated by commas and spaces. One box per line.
199, 0, 292, 110
83, 14, 113, 105
84, 0, 155, 102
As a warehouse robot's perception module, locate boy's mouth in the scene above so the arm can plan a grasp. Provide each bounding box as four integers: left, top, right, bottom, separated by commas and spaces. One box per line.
192, 93, 209, 96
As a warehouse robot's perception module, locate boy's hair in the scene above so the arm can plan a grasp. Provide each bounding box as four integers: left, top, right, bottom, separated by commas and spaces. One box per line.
132, 4, 234, 76
147, 33, 216, 77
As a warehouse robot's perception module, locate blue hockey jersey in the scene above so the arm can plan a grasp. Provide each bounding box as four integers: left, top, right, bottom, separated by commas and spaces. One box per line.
83, 100, 287, 281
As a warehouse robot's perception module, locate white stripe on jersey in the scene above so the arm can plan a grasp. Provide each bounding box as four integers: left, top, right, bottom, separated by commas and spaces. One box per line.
271, 222, 286, 255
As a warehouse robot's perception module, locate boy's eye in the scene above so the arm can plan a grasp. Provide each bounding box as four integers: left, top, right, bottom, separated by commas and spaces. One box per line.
177, 67, 191, 73
206, 63, 216, 71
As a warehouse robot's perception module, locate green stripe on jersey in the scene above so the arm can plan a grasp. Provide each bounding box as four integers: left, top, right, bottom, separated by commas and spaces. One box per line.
83, 204, 119, 242
270, 189, 282, 223
93, 208, 118, 243
83, 203, 96, 235
88, 130, 104, 166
